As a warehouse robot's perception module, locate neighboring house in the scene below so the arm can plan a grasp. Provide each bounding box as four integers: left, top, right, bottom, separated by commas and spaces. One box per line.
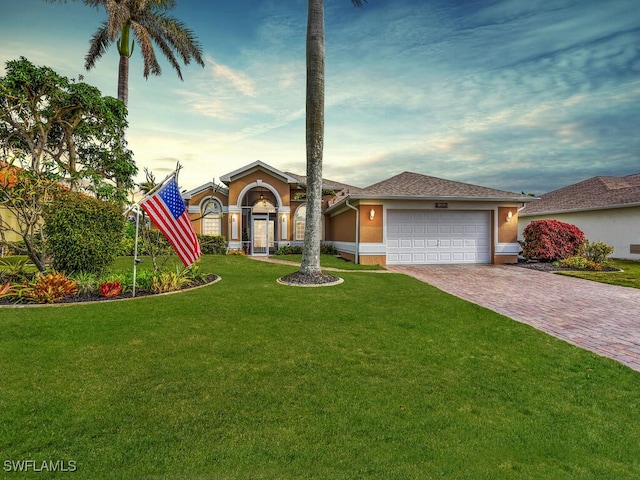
183, 160, 536, 266
518, 174, 640, 260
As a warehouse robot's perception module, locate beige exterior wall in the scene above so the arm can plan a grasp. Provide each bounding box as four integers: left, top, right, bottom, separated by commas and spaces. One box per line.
228, 171, 290, 207
497, 206, 518, 243
0, 205, 21, 243
359, 205, 383, 243
327, 208, 357, 242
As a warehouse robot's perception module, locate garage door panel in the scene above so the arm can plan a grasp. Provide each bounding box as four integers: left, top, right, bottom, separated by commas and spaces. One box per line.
387, 210, 490, 265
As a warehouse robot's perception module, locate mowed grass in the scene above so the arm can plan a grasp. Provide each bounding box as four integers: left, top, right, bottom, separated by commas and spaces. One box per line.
1, 256, 640, 479
268, 253, 384, 270
558, 259, 640, 289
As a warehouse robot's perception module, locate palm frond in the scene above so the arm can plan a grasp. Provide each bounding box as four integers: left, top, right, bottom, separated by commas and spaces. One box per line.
84, 23, 112, 71
130, 22, 162, 78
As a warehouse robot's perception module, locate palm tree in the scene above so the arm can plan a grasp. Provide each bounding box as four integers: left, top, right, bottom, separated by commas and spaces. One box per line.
80, 0, 205, 105
299, 0, 366, 278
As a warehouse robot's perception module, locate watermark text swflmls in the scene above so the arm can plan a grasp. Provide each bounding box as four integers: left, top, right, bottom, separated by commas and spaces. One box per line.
4, 460, 77, 473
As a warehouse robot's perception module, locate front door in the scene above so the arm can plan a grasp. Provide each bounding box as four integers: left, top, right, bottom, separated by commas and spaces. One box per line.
252, 215, 268, 255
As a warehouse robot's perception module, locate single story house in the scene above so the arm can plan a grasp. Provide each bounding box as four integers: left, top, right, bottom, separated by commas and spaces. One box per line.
182, 160, 537, 266
518, 174, 640, 260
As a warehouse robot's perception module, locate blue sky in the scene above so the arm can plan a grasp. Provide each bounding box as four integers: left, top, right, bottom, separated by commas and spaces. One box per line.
1, 0, 638, 194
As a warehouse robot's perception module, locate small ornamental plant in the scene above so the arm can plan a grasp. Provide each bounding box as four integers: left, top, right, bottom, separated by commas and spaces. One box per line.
29, 272, 79, 304
100, 281, 123, 298
522, 220, 585, 261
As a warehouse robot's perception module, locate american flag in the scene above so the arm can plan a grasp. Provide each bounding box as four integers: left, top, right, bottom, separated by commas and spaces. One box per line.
140, 177, 202, 266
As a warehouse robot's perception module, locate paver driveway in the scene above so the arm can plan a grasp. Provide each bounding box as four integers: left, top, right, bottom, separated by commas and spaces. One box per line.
387, 264, 640, 372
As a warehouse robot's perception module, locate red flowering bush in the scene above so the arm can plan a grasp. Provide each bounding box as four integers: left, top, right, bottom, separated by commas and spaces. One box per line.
100, 281, 123, 298
522, 220, 585, 261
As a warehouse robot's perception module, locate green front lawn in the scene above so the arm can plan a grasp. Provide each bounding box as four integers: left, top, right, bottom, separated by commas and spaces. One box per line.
557, 259, 640, 289
271, 253, 384, 270
1, 255, 640, 479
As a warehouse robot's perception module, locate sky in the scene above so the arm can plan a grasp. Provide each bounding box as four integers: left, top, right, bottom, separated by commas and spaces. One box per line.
1, 0, 639, 195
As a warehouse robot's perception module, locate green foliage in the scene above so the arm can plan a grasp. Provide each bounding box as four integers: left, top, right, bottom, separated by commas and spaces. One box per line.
274, 244, 303, 255
0, 257, 31, 281
43, 191, 125, 274
560, 255, 603, 271
71, 271, 100, 294
196, 234, 226, 254
275, 243, 337, 256
151, 266, 193, 293
0, 57, 136, 199
578, 240, 614, 265
320, 242, 338, 255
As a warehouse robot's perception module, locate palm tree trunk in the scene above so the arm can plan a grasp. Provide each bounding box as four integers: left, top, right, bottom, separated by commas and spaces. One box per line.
117, 53, 129, 106
300, 0, 325, 276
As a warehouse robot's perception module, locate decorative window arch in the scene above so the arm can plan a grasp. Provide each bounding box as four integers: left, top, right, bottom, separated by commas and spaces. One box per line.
294, 204, 306, 241
201, 198, 222, 236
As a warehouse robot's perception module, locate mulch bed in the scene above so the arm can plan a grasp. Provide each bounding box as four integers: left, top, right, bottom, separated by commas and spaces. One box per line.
278, 271, 342, 286
514, 260, 620, 273
0, 274, 219, 306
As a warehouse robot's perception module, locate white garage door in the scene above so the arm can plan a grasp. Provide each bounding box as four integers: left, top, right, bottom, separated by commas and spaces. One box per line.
387, 210, 491, 264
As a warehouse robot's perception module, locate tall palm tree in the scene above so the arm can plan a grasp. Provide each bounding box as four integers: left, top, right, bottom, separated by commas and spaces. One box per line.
80, 0, 205, 105
300, 0, 366, 278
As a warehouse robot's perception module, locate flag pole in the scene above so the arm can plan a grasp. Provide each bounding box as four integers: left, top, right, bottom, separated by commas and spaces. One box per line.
132, 205, 141, 297
124, 171, 176, 297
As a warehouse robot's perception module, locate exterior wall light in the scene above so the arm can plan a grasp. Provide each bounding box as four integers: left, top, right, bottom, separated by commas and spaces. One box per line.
506, 210, 513, 222
369, 208, 375, 221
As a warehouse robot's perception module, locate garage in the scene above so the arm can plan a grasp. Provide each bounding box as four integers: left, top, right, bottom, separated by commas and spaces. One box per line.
386, 210, 491, 264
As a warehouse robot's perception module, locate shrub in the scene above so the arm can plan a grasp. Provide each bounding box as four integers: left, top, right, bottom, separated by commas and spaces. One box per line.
578, 240, 614, 265
151, 267, 192, 293
274, 244, 303, 255
196, 234, 227, 254
320, 243, 338, 255
560, 255, 603, 271
72, 271, 99, 294
100, 281, 123, 298
44, 192, 125, 274
28, 272, 78, 304
522, 220, 585, 261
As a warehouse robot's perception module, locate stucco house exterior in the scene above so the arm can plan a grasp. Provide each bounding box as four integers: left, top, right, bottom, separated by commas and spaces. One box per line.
518, 174, 640, 260
183, 160, 536, 266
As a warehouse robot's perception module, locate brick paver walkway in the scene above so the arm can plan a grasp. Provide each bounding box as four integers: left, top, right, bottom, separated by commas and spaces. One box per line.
387, 264, 640, 372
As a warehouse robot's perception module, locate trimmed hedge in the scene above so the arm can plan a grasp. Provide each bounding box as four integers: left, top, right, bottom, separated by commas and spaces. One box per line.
196, 234, 227, 255
43, 191, 125, 274
522, 219, 585, 261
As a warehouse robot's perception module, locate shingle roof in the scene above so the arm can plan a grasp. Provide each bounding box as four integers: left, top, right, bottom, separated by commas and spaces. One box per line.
520, 174, 640, 216
284, 172, 363, 193
361, 171, 528, 199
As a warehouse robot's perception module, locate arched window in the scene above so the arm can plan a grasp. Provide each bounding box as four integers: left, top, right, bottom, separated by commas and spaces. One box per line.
294, 205, 306, 241
202, 199, 222, 236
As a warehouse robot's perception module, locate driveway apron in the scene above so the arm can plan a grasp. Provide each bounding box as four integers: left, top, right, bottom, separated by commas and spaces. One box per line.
387, 264, 640, 372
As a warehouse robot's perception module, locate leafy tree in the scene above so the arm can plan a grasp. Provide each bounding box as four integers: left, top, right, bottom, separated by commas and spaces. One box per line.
48, 0, 205, 105
0, 57, 136, 196
300, 0, 366, 278
0, 57, 136, 270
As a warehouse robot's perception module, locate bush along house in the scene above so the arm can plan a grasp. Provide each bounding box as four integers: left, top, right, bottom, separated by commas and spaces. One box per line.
181, 160, 538, 266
